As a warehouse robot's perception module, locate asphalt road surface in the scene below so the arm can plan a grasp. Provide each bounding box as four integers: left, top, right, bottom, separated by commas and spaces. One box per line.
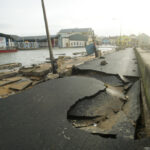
0, 49, 149, 150
0, 76, 149, 150
77, 48, 139, 77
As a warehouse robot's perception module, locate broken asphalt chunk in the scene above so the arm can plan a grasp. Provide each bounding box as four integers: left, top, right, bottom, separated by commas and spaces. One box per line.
100, 60, 108, 66
0, 63, 22, 70
118, 74, 130, 84
9, 79, 32, 91
0, 71, 18, 80
19, 64, 51, 77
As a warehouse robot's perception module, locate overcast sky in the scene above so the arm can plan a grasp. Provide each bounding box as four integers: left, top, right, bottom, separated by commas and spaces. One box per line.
0, 0, 150, 36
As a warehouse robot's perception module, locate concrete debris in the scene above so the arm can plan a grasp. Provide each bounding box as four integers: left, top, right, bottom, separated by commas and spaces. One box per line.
0, 70, 18, 80
46, 73, 59, 80
124, 83, 133, 91
71, 116, 106, 128
100, 60, 108, 66
0, 87, 13, 98
0, 55, 95, 98
68, 80, 141, 139
118, 74, 130, 83
80, 111, 135, 139
19, 63, 51, 77
55, 53, 66, 56
58, 68, 72, 77
106, 84, 126, 100
100, 56, 105, 59
0, 63, 22, 70
73, 52, 86, 56
32, 80, 43, 86
0, 76, 22, 86
9, 79, 32, 91
30, 76, 42, 81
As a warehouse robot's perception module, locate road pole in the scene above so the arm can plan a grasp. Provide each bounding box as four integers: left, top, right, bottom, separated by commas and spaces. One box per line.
92, 31, 98, 58
41, 0, 57, 73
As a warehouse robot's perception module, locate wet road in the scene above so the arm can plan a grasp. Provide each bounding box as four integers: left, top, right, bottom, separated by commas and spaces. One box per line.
77, 48, 139, 77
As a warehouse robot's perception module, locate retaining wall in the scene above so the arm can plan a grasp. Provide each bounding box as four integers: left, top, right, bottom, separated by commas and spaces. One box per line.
136, 48, 150, 108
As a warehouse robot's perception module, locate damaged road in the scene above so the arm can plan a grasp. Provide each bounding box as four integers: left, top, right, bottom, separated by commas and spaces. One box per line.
68, 80, 140, 139
0, 48, 149, 149
0, 76, 149, 150
68, 48, 145, 140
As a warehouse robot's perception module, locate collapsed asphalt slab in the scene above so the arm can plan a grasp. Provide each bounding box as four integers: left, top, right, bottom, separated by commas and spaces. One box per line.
68, 48, 148, 141
76, 48, 139, 77
68, 80, 141, 140
0, 76, 149, 150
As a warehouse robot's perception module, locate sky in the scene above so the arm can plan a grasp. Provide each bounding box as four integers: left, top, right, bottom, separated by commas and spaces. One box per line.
0, 0, 150, 36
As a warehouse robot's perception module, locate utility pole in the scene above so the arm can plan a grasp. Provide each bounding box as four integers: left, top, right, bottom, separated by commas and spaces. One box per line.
92, 31, 98, 57
41, 0, 57, 73
119, 24, 122, 49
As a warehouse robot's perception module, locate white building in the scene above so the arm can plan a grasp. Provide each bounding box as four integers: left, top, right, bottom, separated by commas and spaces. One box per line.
0, 33, 15, 49
0, 37, 6, 48
58, 28, 94, 48
58, 34, 88, 48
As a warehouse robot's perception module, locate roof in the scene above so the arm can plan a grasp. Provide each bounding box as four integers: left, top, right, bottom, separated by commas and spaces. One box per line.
16, 35, 58, 42
69, 34, 88, 41
0, 33, 13, 39
0, 33, 59, 41
58, 28, 92, 34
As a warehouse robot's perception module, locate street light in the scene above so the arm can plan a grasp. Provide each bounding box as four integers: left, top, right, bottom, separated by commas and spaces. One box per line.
41, 0, 57, 73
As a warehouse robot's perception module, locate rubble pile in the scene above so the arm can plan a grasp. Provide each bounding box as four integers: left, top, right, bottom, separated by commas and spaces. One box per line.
0, 55, 94, 98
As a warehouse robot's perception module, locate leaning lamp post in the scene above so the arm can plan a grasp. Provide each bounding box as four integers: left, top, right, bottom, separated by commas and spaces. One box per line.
41, 0, 57, 73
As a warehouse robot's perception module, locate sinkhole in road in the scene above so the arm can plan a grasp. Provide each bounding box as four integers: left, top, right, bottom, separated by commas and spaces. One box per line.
68, 69, 146, 139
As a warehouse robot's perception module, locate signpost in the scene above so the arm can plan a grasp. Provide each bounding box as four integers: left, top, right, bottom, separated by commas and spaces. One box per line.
41, 0, 57, 73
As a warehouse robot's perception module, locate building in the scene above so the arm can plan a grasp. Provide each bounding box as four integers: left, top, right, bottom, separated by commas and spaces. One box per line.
58, 28, 94, 36
1, 28, 95, 49
15, 35, 58, 49
58, 33, 88, 48
58, 28, 94, 48
137, 33, 150, 48
0, 33, 15, 49
69, 34, 88, 47
102, 38, 110, 45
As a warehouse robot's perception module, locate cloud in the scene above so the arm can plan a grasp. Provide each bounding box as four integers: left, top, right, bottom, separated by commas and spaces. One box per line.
0, 0, 150, 36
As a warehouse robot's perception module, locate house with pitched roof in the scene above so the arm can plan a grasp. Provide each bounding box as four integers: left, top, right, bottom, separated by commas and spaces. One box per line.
57, 28, 94, 48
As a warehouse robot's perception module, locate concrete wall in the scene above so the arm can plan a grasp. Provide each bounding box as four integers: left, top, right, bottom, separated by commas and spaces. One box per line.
136, 48, 150, 108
